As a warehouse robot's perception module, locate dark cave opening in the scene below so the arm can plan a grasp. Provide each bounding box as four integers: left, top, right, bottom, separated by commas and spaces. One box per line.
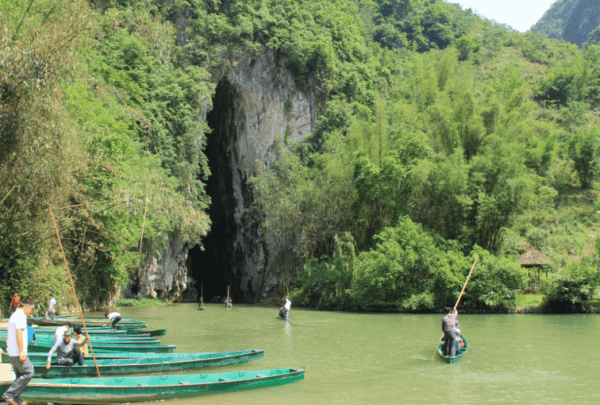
186, 79, 238, 303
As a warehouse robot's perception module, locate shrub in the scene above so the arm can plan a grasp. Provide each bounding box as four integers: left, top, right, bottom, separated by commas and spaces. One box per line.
459, 250, 528, 312
541, 261, 600, 313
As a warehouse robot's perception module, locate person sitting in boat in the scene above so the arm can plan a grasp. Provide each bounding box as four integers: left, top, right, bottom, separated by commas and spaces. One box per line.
103, 311, 122, 330
73, 326, 88, 357
46, 330, 88, 369
26, 319, 36, 345
54, 322, 72, 344
454, 335, 465, 354
441, 307, 460, 357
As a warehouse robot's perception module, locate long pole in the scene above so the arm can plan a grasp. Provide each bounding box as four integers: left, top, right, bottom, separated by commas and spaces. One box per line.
49, 206, 101, 377
139, 195, 148, 253
431, 255, 478, 360
199, 283, 204, 309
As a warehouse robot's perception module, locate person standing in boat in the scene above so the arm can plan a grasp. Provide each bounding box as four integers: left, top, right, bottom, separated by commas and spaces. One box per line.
46, 293, 57, 320
441, 307, 460, 357
2, 297, 35, 405
103, 311, 122, 330
10, 293, 20, 313
46, 329, 88, 368
279, 297, 292, 319
73, 326, 89, 357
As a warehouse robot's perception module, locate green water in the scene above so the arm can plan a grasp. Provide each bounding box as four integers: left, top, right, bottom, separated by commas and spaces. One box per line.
89, 304, 600, 404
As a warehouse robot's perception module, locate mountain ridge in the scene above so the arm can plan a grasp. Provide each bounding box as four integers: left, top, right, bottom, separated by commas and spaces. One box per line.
532, 0, 600, 46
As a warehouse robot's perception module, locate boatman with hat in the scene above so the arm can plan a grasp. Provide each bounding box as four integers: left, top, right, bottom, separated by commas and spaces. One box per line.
2, 297, 35, 405
441, 306, 460, 357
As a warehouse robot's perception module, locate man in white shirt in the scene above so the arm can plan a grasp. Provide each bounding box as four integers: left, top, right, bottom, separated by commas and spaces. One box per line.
45, 294, 57, 320
54, 322, 72, 344
103, 312, 122, 330
284, 298, 292, 318
2, 298, 35, 405
278, 297, 292, 319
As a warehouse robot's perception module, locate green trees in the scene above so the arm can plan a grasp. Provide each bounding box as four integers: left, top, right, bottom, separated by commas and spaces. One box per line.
0, 0, 212, 306
567, 130, 600, 189
541, 261, 600, 313
2, 0, 600, 311
351, 217, 457, 310
0, 0, 93, 304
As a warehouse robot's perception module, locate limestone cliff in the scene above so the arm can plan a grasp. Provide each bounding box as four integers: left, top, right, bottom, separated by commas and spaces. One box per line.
124, 47, 318, 303
532, 0, 600, 46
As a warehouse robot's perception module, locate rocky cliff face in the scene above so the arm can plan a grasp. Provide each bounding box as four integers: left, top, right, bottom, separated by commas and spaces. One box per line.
124, 47, 318, 303
533, 0, 600, 46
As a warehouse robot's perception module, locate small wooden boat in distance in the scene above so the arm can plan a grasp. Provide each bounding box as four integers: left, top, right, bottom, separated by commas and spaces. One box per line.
437, 335, 468, 363
0, 367, 305, 403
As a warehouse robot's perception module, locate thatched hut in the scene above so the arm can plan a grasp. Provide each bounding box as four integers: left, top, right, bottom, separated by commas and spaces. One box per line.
519, 249, 549, 287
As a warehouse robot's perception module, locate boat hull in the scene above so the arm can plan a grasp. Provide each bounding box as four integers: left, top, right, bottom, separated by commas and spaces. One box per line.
31, 318, 147, 329
437, 335, 468, 363
0, 339, 176, 353
31, 350, 265, 378
3, 351, 167, 363
0, 327, 167, 337
0, 368, 305, 404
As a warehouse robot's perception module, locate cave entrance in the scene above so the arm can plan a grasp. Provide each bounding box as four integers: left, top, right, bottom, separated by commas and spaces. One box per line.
186, 79, 238, 303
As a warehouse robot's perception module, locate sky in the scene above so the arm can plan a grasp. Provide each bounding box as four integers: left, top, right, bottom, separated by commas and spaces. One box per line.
449, 0, 558, 32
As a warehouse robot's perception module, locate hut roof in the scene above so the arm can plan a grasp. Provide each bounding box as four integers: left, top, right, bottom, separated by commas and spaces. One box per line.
518, 249, 548, 266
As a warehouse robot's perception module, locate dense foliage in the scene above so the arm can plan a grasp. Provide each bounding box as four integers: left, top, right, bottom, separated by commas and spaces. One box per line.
1, 0, 599, 313
541, 260, 600, 313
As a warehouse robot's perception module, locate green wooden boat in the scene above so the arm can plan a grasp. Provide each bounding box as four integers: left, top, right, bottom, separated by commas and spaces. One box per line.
0, 333, 160, 344
52, 315, 139, 322
0, 368, 305, 404
437, 335, 468, 363
3, 350, 168, 363
30, 349, 264, 377
31, 318, 147, 329
22, 327, 166, 337
0, 339, 176, 353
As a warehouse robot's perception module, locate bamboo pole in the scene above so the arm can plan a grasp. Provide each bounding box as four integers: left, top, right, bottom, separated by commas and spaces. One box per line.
199, 283, 204, 310
431, 255, 478, 360
49, 206, 101, 377
139, 195, 148, 253
0, 185, 16, 205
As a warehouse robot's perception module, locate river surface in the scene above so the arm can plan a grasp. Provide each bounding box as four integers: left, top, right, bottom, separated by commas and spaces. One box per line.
84, 304, 600, 404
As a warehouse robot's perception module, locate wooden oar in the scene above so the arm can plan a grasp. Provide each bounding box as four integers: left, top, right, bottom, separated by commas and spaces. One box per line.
50, 206, 101, 377
431, 255, 478, 360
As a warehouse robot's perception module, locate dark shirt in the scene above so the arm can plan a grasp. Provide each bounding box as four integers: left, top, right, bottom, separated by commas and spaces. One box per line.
442, 310, 459, 333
